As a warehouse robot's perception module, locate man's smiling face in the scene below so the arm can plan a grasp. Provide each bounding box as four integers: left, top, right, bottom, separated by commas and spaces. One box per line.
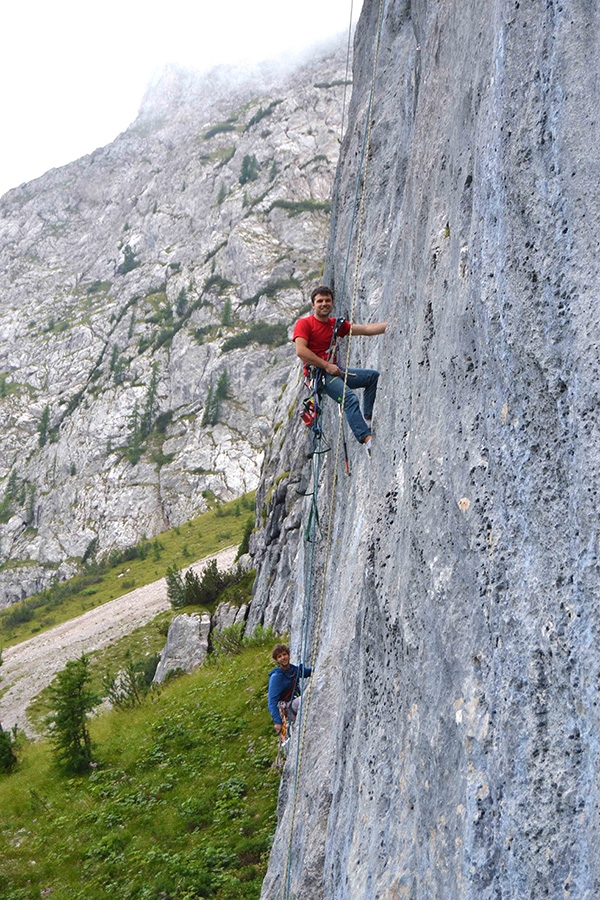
276, 650, 290, 669
312, 292, 334, 321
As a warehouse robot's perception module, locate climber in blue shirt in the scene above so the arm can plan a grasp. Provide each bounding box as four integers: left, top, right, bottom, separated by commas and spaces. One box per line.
268, 644, 311, 733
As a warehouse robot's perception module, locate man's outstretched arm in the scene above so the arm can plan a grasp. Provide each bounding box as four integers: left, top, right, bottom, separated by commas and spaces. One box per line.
348, 322, 387, 336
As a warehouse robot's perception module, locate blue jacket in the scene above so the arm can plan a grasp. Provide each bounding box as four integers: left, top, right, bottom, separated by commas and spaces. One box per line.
268, 663, 312, 725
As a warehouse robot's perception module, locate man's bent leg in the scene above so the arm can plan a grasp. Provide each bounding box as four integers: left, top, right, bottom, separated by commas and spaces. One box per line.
345, 368, 380, 421
289, 697, 301, 723
323, 374, 370, 443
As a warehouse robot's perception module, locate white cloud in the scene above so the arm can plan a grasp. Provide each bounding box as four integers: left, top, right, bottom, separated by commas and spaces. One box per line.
0, 0, 362, 197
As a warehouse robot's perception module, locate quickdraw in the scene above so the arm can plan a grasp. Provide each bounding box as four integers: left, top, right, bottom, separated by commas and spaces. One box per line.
300, 367, 324, 439
274, 701, 290, 768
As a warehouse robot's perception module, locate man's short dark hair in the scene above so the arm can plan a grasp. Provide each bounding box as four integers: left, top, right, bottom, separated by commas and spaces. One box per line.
272, 643, 290, 660
310, 285, 333, 304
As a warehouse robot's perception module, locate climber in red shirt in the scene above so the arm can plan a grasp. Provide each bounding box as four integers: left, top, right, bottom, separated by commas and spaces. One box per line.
292, 285, 387, 453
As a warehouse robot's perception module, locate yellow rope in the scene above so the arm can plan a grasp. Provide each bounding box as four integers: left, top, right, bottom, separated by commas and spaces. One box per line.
281, 0, 386, 896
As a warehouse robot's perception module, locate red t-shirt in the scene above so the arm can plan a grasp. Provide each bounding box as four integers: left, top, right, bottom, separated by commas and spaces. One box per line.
292, 315, 351, 364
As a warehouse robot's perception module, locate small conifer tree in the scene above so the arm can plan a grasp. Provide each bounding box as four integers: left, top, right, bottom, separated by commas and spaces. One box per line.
166, 564, 186, 608
176, 287, 187, 316
38, 405, 50, 447
119, 244, 139, 275
126, 402, 143, 464
48, 655, 98, 772
220, 299, 232, 327
0, 725, 17, 774
239, 154, 258, 185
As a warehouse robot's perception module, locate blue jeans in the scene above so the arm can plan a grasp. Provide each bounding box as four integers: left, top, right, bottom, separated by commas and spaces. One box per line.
322, 369, 379, 443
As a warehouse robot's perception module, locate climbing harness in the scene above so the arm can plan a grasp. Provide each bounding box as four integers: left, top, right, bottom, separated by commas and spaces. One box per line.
282, 0, 387, 896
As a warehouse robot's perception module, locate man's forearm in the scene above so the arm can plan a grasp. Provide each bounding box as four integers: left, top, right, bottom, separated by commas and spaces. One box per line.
296, 346, 331, 370
349, 322, 388, 336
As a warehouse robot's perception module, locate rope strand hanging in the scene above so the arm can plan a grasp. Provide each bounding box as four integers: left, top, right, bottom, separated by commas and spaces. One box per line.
281, 0, 387, 896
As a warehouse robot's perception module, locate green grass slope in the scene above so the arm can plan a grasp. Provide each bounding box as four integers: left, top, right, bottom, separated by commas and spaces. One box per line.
0, 643, 281, 900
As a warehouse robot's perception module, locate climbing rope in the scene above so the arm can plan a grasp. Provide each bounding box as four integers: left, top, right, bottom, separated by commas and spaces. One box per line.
281, 0, 387, 896
339, 0, 355, 146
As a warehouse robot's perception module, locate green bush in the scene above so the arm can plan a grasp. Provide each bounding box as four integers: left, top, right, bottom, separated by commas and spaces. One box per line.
236, 515, 254, 559
175, 287, 187, 316
242, 277, 301, 306
2, 602, 35, 628
202, 370, 230, 426
239, 154, 259, 185
211, 622, 245, 656
220, 298, 232, 326
222, 322, 288, 352
244, 99, 283, 131
204, 274, 233, 295
102, 655, 160, 709
86, 280, 112, 295
314, 79, 352, 88
204, 123, 236, 139
269, 198, 331, 215
243, 623, 276, 647
118, 244, 140, 275
166, 560, 247, 610
165, 564, 186, 608
217, 183, 227, 205
38, 404, 50, 447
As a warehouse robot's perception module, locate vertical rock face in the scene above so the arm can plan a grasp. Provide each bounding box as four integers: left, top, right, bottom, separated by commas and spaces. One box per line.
258, 1, 600, 897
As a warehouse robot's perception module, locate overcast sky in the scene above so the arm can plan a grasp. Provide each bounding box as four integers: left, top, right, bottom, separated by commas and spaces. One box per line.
0, 0, 363, 199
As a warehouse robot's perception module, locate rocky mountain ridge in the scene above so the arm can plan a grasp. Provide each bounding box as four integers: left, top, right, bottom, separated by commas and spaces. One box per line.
0, 38, 350, 606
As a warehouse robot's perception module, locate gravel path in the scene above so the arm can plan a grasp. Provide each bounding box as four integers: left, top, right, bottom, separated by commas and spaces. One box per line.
0, 546, 239, 736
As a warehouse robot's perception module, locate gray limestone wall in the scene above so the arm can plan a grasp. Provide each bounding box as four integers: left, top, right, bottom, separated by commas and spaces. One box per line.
257, 1, 600, 897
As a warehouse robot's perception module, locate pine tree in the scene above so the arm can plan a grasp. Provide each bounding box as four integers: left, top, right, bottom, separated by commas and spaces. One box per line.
202, 385, 217, 426
140, 365, 159, 439
215, 369, 230, 402
176, 287, 187, 316
239, 154, 258, 185
202, 370, 230, 427
0, 726, 17, 774
48, 655, 98, 772
220, 299, 232, 327
38, 405, 50, 447
126, 402, 143, 464
119, 244, 139, 275
166, 564, 186, 608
